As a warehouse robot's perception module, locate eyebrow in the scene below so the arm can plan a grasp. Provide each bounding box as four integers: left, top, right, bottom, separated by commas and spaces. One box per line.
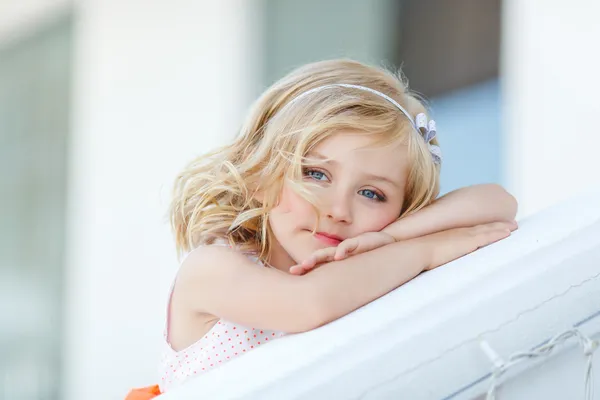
362, 173, 402, 189
307, 151, 336, 164
307, 151, 402, 189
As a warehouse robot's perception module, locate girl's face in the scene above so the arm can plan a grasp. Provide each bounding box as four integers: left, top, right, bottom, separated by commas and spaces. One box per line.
267, 132, 410, 271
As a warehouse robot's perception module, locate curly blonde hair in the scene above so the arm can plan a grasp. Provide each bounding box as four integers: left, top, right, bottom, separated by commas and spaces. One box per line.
169, 59, 441, 260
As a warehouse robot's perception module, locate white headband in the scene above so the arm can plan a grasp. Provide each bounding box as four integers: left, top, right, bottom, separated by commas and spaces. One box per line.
287, 83, 442, 164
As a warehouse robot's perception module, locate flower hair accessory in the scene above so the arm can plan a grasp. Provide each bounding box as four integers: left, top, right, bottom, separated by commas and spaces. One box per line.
286, 83, 442, 164
415, 113, 442, 164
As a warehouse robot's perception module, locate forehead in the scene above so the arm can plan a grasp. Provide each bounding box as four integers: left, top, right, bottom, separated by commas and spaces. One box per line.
307, 132, 410, 188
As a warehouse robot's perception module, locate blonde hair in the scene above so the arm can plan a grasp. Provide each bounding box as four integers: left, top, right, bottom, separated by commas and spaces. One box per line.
169, 59, 441, 260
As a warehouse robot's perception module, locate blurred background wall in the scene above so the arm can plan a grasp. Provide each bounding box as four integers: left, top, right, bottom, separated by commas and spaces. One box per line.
0, 0, 599, 399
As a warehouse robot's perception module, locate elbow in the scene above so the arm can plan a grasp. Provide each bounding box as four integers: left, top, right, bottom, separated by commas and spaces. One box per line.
507, 192, 519, 220
281, 314, 327, 334
499, 186, 518, 220
284, 284, 337, 333
300, 288, 351, 332
304, 301, 336, 332
295, 310, 334, 333
285, 313, 330, 334
486, 184, 518, 221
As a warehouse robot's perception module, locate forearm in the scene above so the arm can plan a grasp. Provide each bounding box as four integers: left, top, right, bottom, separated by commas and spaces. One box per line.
188, 244, 426, 333
383, 184, 517, 241
303, 238, 428, 326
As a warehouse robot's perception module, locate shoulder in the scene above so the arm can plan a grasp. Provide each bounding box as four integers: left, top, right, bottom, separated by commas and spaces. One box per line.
177, 245, 259, 284
173, 245, 263, 315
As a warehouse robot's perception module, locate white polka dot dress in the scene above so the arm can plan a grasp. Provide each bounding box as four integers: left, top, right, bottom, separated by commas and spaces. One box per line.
159, 320, 286, 392
158, 246, 286, 393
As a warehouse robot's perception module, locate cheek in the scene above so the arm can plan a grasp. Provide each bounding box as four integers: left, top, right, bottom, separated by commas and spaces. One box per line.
356, 205, 401, 232
271, 185, 315, 221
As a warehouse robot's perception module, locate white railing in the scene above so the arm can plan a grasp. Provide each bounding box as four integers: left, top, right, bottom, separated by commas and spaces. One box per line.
161, 187, 600, 399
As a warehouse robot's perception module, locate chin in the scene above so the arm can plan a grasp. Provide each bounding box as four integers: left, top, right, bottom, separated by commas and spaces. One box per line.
285, 233, 313, 261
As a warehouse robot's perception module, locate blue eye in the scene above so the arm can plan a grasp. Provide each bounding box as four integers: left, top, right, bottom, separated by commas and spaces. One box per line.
304, 169, 328, 181
359, 189, 385, 202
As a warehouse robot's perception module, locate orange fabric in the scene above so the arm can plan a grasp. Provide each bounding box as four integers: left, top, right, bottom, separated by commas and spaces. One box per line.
125, 385, 161, 400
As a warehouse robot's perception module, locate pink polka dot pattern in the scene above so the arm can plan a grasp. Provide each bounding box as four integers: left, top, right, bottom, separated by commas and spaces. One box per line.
158, 245, 287, 393
159, 321, 286, 392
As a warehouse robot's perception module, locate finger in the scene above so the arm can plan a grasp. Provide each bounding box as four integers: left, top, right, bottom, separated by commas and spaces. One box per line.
301, 248, 336, 268
334, 239, 359, 260
289, 265, 315, 275
333, 246, 348, 261
310, 248, 337, 264
333, 246, 349, 261
489, 227, 511, 241
480, 226, 512, 247
488, 221, 514, 231
300, 255, 317, 269
494, 220, 518, 232
475, 221, 514, 234
289, 265, 304, 275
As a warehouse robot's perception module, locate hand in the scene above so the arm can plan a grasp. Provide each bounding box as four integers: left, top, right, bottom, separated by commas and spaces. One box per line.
289, 231, 396, 275
421, 220, 518, 271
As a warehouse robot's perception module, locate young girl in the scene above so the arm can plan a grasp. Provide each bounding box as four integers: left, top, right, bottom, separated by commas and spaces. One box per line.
127, 59, 517, 398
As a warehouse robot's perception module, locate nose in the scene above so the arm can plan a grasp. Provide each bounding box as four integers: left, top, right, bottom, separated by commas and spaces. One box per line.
324, 192, 352, 224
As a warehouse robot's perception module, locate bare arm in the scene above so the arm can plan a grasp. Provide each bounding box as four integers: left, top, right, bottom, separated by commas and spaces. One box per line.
177, 242, 428, 333
383, 184, 518, 241
178, 222, 512, 333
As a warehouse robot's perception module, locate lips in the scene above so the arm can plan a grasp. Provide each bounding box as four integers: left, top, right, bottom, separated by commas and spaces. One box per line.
314, 232, 344, 246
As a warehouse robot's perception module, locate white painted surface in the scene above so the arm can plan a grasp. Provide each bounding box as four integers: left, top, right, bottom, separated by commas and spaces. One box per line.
161, 186, 600, 399
502, 0, 600, 218
63, 1, 260, 399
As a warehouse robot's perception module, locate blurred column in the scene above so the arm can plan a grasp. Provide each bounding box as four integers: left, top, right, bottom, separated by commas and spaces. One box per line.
64, 1, 261, 399
262, 0, 397, 85
502, 0, 600, 217
0, 5, 71, 399
395, 0, 503, 194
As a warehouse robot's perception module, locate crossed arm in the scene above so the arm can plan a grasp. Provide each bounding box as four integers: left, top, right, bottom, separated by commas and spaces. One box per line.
290, 183, 518, 274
